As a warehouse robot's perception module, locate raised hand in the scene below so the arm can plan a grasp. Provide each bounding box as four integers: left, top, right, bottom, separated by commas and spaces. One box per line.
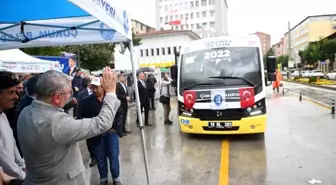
101, 67, 117, 93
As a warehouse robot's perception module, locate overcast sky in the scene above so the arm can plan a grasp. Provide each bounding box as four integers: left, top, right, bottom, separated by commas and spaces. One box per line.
120, 0, 336, 45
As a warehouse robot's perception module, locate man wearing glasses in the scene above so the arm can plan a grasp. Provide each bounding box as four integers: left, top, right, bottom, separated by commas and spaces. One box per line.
17, 68, 121, 185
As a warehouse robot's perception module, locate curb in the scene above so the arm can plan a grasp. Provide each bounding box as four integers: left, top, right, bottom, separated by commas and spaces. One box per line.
285, 80, 336, 91
285, 89, 332, 109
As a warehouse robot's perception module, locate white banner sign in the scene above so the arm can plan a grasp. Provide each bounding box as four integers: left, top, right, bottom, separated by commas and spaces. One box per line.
0, 61, 61, 73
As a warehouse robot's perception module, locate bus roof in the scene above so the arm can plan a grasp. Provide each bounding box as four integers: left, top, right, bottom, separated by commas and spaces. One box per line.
180, 35, 262, 54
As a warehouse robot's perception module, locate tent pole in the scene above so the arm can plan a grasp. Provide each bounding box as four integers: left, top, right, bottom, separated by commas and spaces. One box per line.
128, 40, 152, 185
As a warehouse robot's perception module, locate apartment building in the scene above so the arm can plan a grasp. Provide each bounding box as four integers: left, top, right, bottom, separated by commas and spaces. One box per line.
136, 30, 200, 68
132, 19, 155, 34
155, 0, 228, 38
272, 37, 285, 57
283, 14, 336, 61
252, 32, 271, 56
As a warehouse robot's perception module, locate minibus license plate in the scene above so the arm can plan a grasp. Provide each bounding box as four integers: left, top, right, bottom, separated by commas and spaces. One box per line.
208, 122, 232, 128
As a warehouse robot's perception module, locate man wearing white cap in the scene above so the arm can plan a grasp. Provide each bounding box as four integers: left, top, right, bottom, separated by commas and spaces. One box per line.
17, 67, 120, 185
78, 77, 123, 185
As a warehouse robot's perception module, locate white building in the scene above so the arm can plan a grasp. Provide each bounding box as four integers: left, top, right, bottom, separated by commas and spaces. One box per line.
155, 0, 229, 38
137, 30, 200, 68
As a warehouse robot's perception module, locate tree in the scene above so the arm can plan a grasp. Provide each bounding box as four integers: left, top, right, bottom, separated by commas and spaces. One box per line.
65, 44, 114, 71
123, 31, 142, 51
21, 46, 64, 56
321, 39, 336, 63
277, 55, 289, 67
302, 43, 319, 65
298, 50, 305, 63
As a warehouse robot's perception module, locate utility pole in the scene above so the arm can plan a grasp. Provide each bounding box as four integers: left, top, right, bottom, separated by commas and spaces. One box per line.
287, 21, 292, 69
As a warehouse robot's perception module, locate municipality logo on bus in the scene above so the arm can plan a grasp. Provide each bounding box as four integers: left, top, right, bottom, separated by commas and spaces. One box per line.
100, 22, 116, 40
123, 11, 129, 34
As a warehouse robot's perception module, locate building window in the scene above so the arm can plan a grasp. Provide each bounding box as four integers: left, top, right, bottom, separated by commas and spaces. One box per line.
145, 49, 148, 57
196, 12, 200, 18
151, 49, 154, 56
180, 14, 184, 20
168, 47, 171, 55
181, 25, 184, 30
209, 10, 215, 17
156, 48, 160, 55
190, 13, 194, 19
170, 15, 173, 21
175, 15, 178, 19
191, 24, 194, 30
190, 2, 194, 7
201, 11, 207, 18
209, 21, 215, 28
202, 22, 207, 29
201, 33, 208, 38
162, 48, 165, 55
173, 46, 177, 54
201, 0, 207, 6
140, 49, 143, 57
209, 0, 214, 5
195, 1, 199, 7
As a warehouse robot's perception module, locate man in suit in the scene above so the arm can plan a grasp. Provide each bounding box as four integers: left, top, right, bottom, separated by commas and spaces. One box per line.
116, 71, 131, 135
78, 77, 123, 185
20, 74, 40, 112
134, 72, 151, 126
71, 69, 85, 117
17, 68, 120, 185
76, 77, 96, 167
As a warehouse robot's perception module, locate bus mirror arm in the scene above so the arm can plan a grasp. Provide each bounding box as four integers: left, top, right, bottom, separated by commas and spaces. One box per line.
265, 73, 275, 86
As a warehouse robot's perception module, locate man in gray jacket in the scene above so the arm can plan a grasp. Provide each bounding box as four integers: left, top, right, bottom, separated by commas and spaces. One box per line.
17, 67, 120, 185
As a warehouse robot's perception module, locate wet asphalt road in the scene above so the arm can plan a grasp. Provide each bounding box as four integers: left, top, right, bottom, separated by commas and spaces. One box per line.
79, 87, 336, 185
282, 81, 336, 106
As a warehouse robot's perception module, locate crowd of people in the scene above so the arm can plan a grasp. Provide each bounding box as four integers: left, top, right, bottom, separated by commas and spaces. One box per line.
0, 66, 173, 185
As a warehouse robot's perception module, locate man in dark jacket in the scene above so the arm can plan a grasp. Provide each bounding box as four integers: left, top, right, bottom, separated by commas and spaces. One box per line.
76, 77, 96, 167
71, 69, 85, 117
20, 74, 40, 112
116, 71, 131, 135
77, 77, 123, 185
145, 74, 157, 110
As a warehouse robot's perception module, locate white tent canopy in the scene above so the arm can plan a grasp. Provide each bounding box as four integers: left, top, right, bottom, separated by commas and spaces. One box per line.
1, 0, 151, 184
0, 49, 61, 73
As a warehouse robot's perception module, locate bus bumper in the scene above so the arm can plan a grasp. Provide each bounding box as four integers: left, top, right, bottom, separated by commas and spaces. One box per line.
178, 115, 267, 135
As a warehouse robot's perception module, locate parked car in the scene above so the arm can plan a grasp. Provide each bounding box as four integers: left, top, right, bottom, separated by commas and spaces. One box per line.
311, 70, 324, 77
301, 70, 313, 78
326, 70, 336, 80
291, 70, 300, 77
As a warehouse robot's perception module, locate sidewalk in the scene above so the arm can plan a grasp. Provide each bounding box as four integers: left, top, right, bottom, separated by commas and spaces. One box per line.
285, 80, 336, 91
